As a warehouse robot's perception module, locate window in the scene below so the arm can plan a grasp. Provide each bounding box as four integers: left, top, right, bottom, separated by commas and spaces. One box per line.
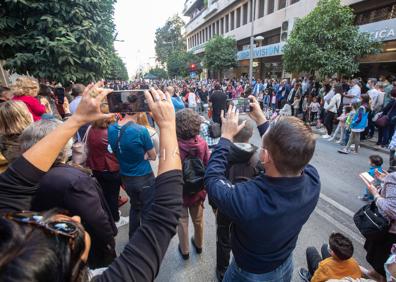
236, 8, 241, 28
290, 0, 299, 4
278, 0, 287, 9
208, 25, 212, 39
206, 27, 208, 41
216, 20, 220, 35
231, 11, 235, 30
355, 4, 396, 25
243, 3, 248, 25
220, 18, 224, 34
225, 15, 229, 32
267, 0, 274, 14
213, 22, 216, 35
250, 0, 253, 22
259, 0, 265, 18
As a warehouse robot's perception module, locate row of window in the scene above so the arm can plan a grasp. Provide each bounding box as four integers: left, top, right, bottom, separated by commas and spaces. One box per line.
355, 3, 396, 25
187, 0, 300, 50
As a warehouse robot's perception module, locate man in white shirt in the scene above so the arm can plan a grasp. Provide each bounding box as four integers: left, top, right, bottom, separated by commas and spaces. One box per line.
69, 84, 85, 114
343, 79, 361, 105
367, 78, 379, 108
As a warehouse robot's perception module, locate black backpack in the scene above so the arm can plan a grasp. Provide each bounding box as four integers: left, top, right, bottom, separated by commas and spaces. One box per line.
182, 149, 206, 195
228, 160, 259, 184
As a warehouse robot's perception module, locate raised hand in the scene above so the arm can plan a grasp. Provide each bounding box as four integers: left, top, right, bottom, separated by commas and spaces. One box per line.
144, 88, 175, 130
248, 95, 267, 126
221, 104, 246, 141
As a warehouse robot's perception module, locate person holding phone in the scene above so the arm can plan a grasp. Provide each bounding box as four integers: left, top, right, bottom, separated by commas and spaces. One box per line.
108, 108, 157, 238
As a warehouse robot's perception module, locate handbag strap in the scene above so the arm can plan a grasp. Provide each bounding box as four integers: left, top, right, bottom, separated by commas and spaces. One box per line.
386, 102, 396, 118
81, 125, 92, 145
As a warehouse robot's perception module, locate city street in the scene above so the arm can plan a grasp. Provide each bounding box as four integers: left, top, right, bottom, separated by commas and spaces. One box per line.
114, 119, 389, 282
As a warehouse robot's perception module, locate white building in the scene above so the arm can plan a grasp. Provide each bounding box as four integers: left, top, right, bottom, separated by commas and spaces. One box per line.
183, 0, 396, 79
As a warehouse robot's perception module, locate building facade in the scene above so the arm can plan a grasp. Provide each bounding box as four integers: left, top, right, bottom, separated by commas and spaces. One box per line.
183, 0, 396, 79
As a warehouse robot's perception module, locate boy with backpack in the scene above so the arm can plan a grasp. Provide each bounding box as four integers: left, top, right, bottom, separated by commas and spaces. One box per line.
215, 117, 263, 281
176, 109, 210, 260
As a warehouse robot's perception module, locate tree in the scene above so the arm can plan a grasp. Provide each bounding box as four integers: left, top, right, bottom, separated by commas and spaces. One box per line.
283, 0, 380, 78
154, 15, 186, 66
203, 36, 237, 79
167, 51, 198, 78
0, 0, 117, 84
146, 67, 168, 79
106, 52, 129, 81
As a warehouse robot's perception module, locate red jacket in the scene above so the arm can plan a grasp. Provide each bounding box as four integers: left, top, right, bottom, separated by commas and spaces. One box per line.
86, 127, 120, 172
13, 96, 45, 121
178, 136, 210, 207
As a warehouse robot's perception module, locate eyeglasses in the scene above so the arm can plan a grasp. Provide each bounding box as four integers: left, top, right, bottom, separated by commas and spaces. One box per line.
4, 211, 79, 239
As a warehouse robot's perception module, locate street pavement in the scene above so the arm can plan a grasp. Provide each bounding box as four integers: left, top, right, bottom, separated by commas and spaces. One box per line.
115, 117, 389, 282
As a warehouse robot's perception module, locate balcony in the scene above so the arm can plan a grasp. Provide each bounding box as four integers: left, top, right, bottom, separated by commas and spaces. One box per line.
183, 0, 205, 16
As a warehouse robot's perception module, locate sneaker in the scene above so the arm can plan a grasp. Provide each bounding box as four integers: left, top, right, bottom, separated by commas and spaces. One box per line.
299, 268, 311, 282
338, 148, 350, 154
322, 134, 331, 139
335, 140, 341, 144
178, 245, 189, 260
328, 137, 334, 141
358, 195, 369, 201
115, 216, 129, 229
191, 237, 202, 254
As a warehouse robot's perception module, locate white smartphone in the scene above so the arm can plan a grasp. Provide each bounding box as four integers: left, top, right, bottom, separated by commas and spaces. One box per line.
359, 172, 375, 184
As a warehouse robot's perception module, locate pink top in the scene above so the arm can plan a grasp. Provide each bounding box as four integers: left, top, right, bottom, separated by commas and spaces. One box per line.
13, 96, 45, 121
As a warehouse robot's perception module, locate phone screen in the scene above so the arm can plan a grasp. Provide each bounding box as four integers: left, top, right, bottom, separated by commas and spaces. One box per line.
227, 98, 251, 113
107, 90, 149, 113
54, 87, 65, 105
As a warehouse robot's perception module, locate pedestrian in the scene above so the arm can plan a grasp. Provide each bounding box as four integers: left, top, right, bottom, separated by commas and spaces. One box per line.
108, 111, 157, 238
209, 83, 228, 125
205, 97, 320, 282
176, 109, 210, 260
338, 95, 370, 154
302, 96, 309, 123
323, 84, 342, 139
329, 106, 351, 143
168, 86, 185, 112
359, 155, 383, 201
299, 233, 361, 282
309, 97, 321, 124
377, 88, 396, 147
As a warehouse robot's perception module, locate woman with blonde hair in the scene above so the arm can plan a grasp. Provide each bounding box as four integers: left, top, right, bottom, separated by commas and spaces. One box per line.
0, 100, 33, 163
12, 76, 48, 121
137, 112, 159, 154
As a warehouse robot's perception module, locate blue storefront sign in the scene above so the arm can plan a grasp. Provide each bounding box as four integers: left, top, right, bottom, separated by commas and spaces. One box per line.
190, 71, 197, 78
237, 42, 285, 61
359, 18, 396, 42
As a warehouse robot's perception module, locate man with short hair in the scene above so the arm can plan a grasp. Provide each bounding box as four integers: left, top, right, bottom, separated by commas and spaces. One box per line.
209, 83, 227, 124
69, 83, 85, 114
205, 98, 320, 281
343, 79, 361, 105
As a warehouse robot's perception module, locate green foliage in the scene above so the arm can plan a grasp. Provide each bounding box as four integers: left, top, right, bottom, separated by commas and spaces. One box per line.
147, 67, 168, 79
167, 51, 198, 78
106, 52, 129, 81
154, 15, 186, 66
203, 36, 237, 74
283, 0, 381, 78
0, 0, 117, 84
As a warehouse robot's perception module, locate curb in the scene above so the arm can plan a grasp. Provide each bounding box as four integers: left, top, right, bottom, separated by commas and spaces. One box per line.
311, 128, 389, 155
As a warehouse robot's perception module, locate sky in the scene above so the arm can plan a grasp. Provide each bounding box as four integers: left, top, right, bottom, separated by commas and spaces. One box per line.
114, 0, 186, 77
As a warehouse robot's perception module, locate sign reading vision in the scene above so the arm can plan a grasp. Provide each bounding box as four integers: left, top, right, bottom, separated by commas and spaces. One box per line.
237, 42, 285, 61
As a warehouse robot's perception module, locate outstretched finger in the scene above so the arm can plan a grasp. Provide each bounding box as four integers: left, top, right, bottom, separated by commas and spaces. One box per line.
150, 88, 161, 102
82, 83, 94, 97
236, 120, 247, 133
227, 104, 234, 119
97, 88, 113, 103
164, 90, 172, 102
157, 89, 166, 101
144, 90, 155, 111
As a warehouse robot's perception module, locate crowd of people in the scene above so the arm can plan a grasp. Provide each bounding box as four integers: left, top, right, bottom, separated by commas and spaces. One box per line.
0, 73, 396, 282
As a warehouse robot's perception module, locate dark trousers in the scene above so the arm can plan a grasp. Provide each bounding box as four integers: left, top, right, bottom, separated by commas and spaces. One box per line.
367, 111, 375, 137
93, 171, 121, 222
216, 211, 232, 277
122, 173, 155, 238
306, 244, 331, 276
378, 124, 396, 146
324, 111, 336, 136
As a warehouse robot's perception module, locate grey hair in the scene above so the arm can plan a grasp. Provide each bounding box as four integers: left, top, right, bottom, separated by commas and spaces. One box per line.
233, 118, 254, 143
19, 119, 72, 164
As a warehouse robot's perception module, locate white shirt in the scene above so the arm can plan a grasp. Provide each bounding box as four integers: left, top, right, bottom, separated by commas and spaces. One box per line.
345, 85, 361, 105
324, 93, 342, 113
188, 92, 197, 108
70, 96, 82, 114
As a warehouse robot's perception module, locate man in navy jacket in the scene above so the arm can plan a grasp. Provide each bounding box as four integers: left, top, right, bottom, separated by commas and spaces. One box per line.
204, 97, 320, 281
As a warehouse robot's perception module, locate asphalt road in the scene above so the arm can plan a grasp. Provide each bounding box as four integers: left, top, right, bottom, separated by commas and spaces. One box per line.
115, 118, 389, 282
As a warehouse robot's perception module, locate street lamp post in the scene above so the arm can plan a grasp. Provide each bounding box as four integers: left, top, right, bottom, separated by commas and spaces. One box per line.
249, 0, 257, 85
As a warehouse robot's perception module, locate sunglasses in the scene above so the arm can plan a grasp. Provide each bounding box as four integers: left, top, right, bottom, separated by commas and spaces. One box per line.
4, 211, 79, 239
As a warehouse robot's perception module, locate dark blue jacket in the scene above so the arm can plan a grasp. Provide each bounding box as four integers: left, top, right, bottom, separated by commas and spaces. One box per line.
204, 122, 320, 274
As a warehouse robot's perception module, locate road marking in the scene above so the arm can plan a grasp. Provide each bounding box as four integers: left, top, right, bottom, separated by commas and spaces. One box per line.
315, 208, 364, 245
319, 193, 355, 218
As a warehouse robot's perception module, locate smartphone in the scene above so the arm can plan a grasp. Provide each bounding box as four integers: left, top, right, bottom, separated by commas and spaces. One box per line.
54, 87, 65, 105
359, 172, 375, 184
226, 98, 251, 113
107, 90, 149, 113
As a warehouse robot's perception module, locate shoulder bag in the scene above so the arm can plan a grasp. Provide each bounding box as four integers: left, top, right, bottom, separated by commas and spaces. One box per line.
72, 125, 91, 165
353, 201, 390, 240
376, 102, 396, 128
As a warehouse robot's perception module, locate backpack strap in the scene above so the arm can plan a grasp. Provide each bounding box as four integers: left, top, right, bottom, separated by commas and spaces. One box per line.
115, 121, 133, 154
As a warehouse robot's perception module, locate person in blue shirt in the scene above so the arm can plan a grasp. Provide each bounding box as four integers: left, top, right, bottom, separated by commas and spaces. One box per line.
167, 86, 185, 112
204, 97, 320, 282
108, 113, 157, 238
275, 79, 291, 109
359, 155, 384, 201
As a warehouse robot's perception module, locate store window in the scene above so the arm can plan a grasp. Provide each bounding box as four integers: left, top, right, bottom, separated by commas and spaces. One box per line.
355, 4, 396, 25
267, 0, 274, 14
231, 11, 235, 30
259, 0, 265, 18
278, 0, 287, 10
243, 3, 248, 25
236, 7, 241, 28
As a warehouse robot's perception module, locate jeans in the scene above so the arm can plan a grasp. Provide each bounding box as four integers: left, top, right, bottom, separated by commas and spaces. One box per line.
306, 244, 331, 276
223, 255, 293, 282
93, 171, 121, 222
216, 211, 232, 277
122, 173, 155, 238
343, 129, 351, 145
346, 131, 361, 153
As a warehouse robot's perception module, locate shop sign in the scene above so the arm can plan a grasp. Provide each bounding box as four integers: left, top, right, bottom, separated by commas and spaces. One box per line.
237, 42, 285, 61
359, 18, 396, 42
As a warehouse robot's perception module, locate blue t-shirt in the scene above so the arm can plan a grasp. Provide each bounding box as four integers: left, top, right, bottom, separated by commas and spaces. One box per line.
108, 122, 154, 177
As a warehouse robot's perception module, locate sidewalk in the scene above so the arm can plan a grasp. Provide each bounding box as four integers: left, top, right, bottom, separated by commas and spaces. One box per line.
311, 126, 389, 155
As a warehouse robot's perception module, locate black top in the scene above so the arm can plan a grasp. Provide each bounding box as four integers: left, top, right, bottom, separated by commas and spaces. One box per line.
209, 90, 227, 124
0, 157, 44, 212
